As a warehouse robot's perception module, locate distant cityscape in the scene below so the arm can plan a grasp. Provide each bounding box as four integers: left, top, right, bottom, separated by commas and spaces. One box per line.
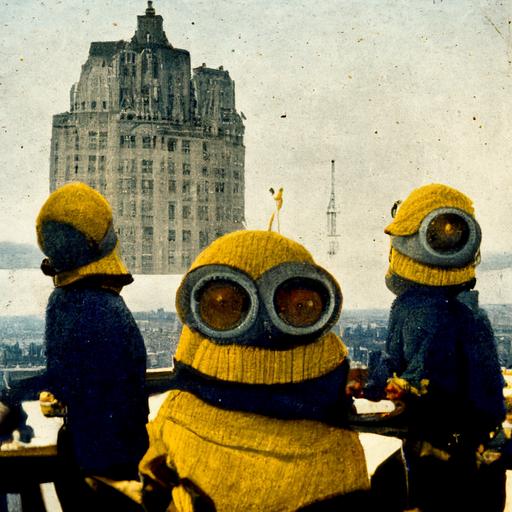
2, 305, 512, 386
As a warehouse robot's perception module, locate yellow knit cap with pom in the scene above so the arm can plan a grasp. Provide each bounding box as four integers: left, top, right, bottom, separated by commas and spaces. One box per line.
385, 183, 475, 236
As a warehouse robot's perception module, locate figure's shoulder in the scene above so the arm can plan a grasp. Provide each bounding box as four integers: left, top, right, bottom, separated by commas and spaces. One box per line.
393, 288, 445, 315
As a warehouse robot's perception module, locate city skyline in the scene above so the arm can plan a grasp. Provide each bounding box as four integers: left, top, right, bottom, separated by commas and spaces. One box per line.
1, 0, 512, 309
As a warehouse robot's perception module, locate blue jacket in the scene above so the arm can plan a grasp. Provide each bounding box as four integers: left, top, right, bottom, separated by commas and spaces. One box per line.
368, 286, 505, 442
45, 283, 149, 477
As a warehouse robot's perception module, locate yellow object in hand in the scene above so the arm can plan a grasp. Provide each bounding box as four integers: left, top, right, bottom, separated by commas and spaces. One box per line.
39, 391, 66, 418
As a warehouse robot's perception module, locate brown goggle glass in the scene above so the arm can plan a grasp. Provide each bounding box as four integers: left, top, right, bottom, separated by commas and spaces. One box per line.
176, 262, 342, 344
392, 207, 481, 268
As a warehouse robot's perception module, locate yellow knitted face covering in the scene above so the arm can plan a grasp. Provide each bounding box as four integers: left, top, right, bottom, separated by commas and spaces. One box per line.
174, 230, 345, 385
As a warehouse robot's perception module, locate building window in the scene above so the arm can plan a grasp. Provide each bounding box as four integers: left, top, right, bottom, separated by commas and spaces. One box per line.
214, 168, 226, 178
182, 205, 191, 220
142, 255, 153, 272
143, 226, 153, 239
91, 101, 97, 110
142, 136, 153, 149
233, 170, 240, 180
98, 155, 105, 174
142, 179, 153, 194
141, 198, 153, 216
74, 134, 80, 150
202, 167, 208, 177
142, 160, 153, 175
168, 252, 176, 265
233, 183, 240, 194
182, 230, 191, 243
168, 161, 175, 175
65, 156, 71, 180
215, 182, 225, 193
99, 132, 108, 149
120, 135, 136, 148
168, 180, 176, 193
182, 253, 191, 268
182, 181, 191, 195
168, 230, 176, 242
198, 206, 209, 221
168, 203, 176, 220
182, 163, 191, 176
102, 101, 107, 110
199, 231, 209, 248
167, 139, 176, 152
216, 206, 224, 221
88, 155, 96, 173
182, 140, 190, 154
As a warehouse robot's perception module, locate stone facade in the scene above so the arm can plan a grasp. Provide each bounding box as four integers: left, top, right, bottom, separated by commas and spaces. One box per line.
49, 2, 245, 273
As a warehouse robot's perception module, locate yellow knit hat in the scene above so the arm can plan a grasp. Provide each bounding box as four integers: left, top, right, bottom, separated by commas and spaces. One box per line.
36, 182, 131, 287
187, 230, 315, 280
175, 230, 347, 385
386, 184, 477, 286
385, 183, 474, 236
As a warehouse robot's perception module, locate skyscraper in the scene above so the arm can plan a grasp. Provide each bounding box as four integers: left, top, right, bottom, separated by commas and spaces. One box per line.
49, 2, 245, 273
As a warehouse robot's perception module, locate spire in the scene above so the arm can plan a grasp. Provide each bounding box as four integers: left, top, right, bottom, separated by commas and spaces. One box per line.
146, 1, 156, 16
327, 160, 339, 256
327, 159, 336, 213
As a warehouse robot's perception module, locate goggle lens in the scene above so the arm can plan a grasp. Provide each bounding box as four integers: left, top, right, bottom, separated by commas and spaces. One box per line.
197, 280, 250, 331
426, 213, 470, 253
274, 279, 325, 327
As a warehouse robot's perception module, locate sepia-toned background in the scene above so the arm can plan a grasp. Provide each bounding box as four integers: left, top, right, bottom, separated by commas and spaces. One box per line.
1, 0, 512, 312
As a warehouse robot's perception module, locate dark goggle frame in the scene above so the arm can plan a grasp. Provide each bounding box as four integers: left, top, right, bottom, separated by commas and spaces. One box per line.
391, 207, 481, 268
177, 262, 342, 343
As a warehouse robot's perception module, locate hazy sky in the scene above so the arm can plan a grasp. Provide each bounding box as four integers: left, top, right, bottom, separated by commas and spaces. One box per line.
1, 0, 512, 310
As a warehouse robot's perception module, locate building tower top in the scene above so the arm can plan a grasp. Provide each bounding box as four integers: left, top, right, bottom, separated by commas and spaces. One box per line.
135, 0, 168, 45
146, 1, 156, 16
327, 160, 339, 256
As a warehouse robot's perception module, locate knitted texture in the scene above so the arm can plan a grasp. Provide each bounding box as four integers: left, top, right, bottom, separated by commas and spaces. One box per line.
139, 391, 369, 512
187, 230, 315, 279
141, 230, 369, 510
36, 182, 130, 287
385, 183, 474, 236
388, 247, 475, 286
175, 326, 348, 384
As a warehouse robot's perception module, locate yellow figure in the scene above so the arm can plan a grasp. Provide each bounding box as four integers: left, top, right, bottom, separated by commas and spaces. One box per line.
268, 187, 284, 232
140, 230, 370, 511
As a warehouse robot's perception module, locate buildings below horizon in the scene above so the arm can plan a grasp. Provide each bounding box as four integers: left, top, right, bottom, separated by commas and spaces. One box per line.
49, 2, 245, 274
3, 305, 512, 375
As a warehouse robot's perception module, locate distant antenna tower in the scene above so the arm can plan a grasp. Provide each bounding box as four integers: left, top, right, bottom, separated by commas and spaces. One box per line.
327, 160, 339, 256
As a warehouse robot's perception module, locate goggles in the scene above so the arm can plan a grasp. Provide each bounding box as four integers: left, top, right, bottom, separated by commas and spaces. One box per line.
391, 207, 481, 268
177, 262, 342, 346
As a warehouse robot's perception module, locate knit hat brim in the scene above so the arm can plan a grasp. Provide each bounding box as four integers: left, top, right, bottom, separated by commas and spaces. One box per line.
53, 242, 131, 287
388, 247, 476, 287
